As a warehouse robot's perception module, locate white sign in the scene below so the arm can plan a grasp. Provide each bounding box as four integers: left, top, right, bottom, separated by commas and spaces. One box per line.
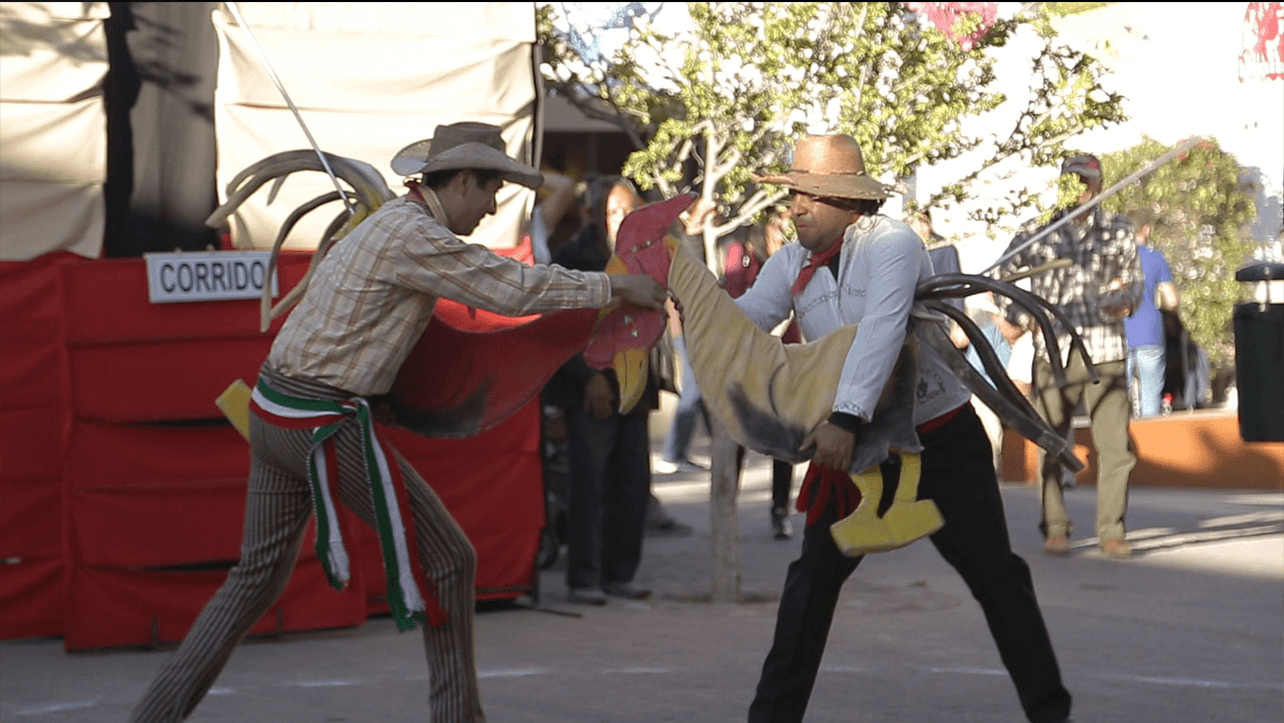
144, 251, 279, 304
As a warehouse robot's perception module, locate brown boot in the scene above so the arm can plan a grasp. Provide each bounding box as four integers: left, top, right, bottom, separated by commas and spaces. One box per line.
1043, 535, 1070, 555
1101, 538, 1133, 558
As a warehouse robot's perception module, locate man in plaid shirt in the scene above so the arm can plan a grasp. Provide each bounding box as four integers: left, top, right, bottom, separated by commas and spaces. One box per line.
130, 122, 667, 723
998, 154, 1144, 559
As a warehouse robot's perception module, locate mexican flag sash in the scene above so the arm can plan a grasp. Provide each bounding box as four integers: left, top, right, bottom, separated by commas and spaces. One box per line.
249, 378, 445, 631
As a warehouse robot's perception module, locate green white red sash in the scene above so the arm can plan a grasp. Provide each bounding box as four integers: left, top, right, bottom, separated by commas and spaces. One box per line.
249, 378, 445, 631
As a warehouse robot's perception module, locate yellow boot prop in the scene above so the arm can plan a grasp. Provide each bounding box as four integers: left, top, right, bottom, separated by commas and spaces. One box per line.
829, 466, 898, 555
829, 452, 943, 557
216, 379, 253, 441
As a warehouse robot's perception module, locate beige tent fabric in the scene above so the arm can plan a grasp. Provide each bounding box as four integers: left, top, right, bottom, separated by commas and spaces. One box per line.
212, 2, 540, 252
0, 2, 110, 261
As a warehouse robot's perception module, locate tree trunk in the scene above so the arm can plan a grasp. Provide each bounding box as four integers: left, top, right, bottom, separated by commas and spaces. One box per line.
708, 415, 742, 602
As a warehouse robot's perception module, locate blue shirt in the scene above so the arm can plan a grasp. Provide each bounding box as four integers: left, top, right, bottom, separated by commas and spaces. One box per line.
964, 319, 1012, 389
1124, 244, 1174, 348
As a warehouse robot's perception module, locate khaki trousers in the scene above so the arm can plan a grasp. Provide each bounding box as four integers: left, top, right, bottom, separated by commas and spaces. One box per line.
1033, 355, 1135, 542
130, 370, 484, 722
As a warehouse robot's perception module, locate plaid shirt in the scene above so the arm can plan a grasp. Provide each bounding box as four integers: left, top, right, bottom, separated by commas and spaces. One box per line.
268, 194, 612, 396
998, 207, 1143, 366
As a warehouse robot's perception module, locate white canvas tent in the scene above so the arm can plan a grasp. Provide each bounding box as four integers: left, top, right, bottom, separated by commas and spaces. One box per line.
0, 1, 111, 261
0, 2, 542, 262
213, 2, 542, 252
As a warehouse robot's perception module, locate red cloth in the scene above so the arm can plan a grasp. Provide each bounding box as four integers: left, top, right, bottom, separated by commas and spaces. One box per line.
790, 239, 844, 296
795, 464, 862, 526
793, 406, 966, 526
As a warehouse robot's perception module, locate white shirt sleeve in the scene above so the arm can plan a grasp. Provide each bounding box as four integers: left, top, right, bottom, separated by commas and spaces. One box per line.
1007, 333, 1034, 384
831, 231, 922, 421
529, 206, 552, 265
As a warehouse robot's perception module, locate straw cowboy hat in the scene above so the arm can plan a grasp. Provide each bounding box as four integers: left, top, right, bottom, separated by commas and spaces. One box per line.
390, 122, 543, 189
754, 134, 894, 200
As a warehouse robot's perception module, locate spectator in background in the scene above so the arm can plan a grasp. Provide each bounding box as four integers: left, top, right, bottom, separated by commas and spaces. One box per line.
997, 153, 1143, 559
907, 208, 945, 246
524, 170, 578, 264
721, 212, 801, 539
542, 175, 657, 605
655, 198, 719, 475
950, 292, 1024, 480
1124, 209, 1180, 418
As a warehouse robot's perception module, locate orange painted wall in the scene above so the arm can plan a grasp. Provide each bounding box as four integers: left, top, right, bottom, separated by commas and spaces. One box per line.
1002, 411, 1284, 490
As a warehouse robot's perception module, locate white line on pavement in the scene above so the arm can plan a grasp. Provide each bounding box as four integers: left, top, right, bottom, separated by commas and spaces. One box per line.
14, 701, 97, 716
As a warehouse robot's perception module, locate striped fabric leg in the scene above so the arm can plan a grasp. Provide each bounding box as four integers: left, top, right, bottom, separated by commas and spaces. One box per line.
320, 427, 483, 720
393, 450, 483, 723
129, 417, 315, 723
130, 366, 484, 722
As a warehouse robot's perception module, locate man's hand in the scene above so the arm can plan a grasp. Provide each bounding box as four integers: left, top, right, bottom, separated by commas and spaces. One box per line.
583, 372, 615, 421
683, 197, 717, 236
801, 421, 856, 471
609, 274, 667, 310
1100, 302, 1133, 320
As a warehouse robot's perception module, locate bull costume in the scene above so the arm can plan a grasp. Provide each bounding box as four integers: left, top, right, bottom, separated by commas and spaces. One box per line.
128, 122, 667, 723
614, 135, 1076, 723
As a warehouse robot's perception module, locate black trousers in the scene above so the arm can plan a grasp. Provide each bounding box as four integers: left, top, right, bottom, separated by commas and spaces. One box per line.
564, 407, 652, 589
748, 405, 1071, 723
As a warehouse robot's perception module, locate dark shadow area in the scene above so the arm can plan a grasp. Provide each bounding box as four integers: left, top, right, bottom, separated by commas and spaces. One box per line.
0, 3, 108, 63
103, 2, 220, 258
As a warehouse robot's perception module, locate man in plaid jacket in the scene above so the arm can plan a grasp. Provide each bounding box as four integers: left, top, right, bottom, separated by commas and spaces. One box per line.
998, 154, 1144, 559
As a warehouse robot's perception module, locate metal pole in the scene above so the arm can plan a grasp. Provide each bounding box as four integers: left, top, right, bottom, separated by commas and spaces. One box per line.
223, 1, 355, 216
983, 136, 1206, 276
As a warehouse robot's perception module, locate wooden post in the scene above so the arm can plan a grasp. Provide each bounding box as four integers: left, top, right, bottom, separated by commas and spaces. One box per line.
708, 416, 743, 602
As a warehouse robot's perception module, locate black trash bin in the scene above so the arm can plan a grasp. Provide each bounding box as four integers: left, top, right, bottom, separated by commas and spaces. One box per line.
1233, 262, 1284, 442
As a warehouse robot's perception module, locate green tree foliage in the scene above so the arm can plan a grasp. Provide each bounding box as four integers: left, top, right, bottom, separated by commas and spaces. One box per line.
538, 2, 1126, 268
1098, 137, 1259, 368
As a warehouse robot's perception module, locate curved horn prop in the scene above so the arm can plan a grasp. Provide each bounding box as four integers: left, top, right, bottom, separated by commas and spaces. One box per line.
917, 273, 1098, 386
206, 149, 396, 332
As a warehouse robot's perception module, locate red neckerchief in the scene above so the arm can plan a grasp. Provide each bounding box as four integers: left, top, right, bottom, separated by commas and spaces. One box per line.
406, 179, 427, 205
795, 463, 862, 527
790, 238, 844, 296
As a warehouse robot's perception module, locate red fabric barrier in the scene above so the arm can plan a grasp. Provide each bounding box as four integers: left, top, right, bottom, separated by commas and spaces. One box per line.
0, 252, 70, 343
0, 479, 62, 558
57, 256, 310, 422
0, 341, 62, 410
63, 529, 369, 651
57, 257, 306, 343
0, 557, 64, 640
66, 338, 275, 421
0, 256, 69, 640
63, 418, 249, 488
382, 401, 543, 601
0, 407, 63, 479
0, 249, 546, 643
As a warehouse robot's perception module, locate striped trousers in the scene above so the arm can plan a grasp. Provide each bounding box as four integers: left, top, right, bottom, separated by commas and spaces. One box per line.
130, 369, 484, 722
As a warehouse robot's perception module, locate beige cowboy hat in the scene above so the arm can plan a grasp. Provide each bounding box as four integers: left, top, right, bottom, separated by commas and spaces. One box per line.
390, 121, 543, 189
754, 134, 894, 200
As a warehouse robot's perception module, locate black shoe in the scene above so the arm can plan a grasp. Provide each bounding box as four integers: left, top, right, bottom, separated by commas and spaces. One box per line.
771, 507, 794, 540
601, 581, 651, 600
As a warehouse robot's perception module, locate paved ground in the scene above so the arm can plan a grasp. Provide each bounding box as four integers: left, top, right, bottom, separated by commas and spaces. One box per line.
2, 445, 1281, 723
